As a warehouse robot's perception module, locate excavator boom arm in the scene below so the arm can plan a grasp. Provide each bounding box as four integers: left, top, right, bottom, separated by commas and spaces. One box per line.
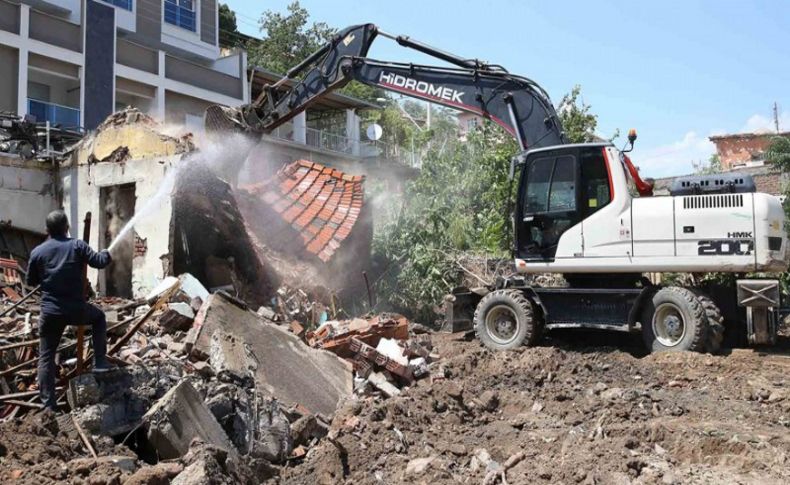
206, 23, 566, 150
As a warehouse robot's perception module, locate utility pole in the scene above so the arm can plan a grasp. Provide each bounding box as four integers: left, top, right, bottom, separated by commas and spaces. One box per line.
773, 101, 780, 133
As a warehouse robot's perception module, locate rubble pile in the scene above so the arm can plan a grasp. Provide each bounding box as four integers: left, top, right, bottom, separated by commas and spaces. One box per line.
306, 314, 438, 398
0, 269, 439, 483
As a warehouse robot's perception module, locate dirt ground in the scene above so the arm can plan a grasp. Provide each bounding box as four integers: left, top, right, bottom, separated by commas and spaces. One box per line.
278, 330, 790, 485
1, 330, 789, 484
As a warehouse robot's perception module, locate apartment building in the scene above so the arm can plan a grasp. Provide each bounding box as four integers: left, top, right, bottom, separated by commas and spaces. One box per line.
0, 0, 248, 130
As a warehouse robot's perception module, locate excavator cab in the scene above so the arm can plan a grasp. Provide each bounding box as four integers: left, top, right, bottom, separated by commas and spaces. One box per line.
515, 144, 613, 261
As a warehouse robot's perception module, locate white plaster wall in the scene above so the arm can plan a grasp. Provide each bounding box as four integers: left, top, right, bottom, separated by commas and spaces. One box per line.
61, 156, 181, 297
0, 158, 58, 233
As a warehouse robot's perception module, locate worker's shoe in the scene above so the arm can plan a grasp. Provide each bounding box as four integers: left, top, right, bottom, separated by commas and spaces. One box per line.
93, 359, 118, 373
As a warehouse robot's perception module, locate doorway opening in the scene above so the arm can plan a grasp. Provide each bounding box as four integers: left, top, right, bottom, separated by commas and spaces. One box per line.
99, 183, 136, 298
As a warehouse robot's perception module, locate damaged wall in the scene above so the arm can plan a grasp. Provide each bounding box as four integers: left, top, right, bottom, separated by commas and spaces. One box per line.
61, 110, 194, 297
62, 109, 279, 303
61, 155, 181, 297
0, 154, 58, 234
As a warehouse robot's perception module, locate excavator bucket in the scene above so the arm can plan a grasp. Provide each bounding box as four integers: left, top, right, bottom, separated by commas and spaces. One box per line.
204, 104, 248, 134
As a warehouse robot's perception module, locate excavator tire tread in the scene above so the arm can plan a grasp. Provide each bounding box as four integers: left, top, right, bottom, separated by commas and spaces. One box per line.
642, 286, 708, 353
474, 289, 538, 351
690, 289, 725, 354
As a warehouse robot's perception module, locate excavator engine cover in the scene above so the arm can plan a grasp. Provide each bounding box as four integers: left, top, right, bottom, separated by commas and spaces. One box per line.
669, 173, 756, 196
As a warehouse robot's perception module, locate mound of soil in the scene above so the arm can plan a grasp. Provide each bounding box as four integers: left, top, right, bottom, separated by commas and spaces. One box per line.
278, 332, 790, 484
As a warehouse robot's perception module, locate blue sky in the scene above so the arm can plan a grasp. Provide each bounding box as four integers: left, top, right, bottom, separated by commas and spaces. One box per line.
224, 0, 790, 177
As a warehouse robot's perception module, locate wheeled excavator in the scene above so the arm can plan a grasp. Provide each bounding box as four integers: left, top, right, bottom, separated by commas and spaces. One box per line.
205, 24, 789, 353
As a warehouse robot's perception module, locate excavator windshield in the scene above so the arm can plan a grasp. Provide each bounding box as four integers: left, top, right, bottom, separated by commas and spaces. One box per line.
516, 144, 614, 260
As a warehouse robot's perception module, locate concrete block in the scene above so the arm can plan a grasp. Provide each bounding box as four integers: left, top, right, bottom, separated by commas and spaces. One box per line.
146, 276, 180, 303
189, 293, 353, 416
160, 302, 195, 333
208, 331, 256, 386
143, 379, 236, 460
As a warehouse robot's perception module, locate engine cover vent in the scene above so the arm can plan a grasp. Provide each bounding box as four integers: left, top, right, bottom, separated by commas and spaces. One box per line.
682, 193, 744, 209
670, 173, 756, 196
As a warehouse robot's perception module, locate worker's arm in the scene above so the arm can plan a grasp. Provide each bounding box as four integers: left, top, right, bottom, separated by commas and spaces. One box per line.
76, 240, 112, 269
25, 253, 40, 287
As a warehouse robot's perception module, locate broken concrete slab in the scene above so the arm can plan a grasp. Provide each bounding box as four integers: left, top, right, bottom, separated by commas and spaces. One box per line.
143, 379, 236, 460
368, 372, 401, 398
190, 292, 352, 416
69, 364, 183, 436
160, 302, 195, 333
208, 330, 256, 386
178, 273, 210, 303
146, 277, 180, 303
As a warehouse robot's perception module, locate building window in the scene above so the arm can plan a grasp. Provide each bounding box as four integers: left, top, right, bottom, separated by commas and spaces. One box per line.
100, 0, 132, 11
165, 0, 196, 32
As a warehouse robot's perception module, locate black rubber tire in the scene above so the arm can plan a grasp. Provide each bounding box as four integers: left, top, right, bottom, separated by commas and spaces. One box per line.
474, 289, 538, 351
641, 287, 709, 353
691, 290, 724, 354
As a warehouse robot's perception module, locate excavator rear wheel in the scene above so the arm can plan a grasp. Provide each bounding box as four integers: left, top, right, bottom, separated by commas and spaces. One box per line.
691, 290, 725, 354
641, 287, 708, 353
474, 290, 539, 351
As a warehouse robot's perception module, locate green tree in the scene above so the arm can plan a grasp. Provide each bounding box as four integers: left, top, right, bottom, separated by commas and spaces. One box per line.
218, 4, 241, 48
247, 1, 334, 75
766, 135, 790, 171
557, 85, 599, 143
372, 86, 606, 320
372, 128, 517, 319
693, 153, 722, 174
246, 1, 383, 103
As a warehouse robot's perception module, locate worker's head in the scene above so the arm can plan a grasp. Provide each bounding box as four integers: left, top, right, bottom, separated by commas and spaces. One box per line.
45, 210, 69, 237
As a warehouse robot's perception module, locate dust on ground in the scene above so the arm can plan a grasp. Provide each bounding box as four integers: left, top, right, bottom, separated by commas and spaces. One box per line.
278, 332, 790, 485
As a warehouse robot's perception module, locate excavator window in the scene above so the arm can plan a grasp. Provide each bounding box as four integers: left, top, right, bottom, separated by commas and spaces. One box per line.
516, 146, 614, 261
580, 149, 612, 216
519, 153, 579, 260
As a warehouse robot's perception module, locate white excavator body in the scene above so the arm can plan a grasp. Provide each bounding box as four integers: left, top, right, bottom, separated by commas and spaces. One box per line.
515, 146, 789, 275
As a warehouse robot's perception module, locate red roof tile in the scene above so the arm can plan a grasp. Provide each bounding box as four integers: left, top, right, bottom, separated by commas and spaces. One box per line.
241, 160, 365, 262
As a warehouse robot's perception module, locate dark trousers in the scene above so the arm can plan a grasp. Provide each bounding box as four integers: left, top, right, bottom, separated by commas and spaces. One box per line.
38, 304, 107, 411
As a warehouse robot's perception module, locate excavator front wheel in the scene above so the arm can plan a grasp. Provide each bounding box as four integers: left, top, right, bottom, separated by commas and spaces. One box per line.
641, 287, 709, 353
474, 290, 539, 351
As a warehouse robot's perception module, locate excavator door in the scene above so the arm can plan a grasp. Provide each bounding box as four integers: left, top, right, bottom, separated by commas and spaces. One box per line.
515, 145, 614, 262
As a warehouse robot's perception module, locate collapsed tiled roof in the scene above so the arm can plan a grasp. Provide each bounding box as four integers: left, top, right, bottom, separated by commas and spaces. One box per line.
0, 258, 22, 287
243, 160, 365, 262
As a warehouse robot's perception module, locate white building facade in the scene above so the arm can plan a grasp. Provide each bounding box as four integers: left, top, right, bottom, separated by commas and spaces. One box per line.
0, 0, 248, 130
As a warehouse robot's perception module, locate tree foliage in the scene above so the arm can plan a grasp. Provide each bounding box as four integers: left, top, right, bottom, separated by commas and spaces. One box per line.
372, 128, 517, 319
693, 153, 722, 174
247, 1, 334, 75
218, 4, 241, 47
557, 85, 599, 143
766, 135, 790, 171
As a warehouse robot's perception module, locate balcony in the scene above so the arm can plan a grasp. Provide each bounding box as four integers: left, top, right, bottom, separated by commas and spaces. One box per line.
27, 99, 80, 128
269, 125, 420, 168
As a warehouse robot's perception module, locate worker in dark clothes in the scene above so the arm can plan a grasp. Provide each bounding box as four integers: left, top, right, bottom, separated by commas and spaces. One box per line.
26, 210, 114, 411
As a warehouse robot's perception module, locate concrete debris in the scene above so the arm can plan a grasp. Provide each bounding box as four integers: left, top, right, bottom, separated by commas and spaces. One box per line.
190, 292, 353, 416
143, 379, 237, 460
304, 313, 437, 397
308, 313, 410, 358
160, 302, 196, 333
208, 331, 256, 386
0, 262, 436, 485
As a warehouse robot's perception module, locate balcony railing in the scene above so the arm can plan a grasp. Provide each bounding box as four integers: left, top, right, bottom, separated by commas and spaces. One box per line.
27, 99, 80, 129
269, 125, 420, 168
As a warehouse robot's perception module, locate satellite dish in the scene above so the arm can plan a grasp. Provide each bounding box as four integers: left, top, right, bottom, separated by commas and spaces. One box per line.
366, 123, 383, 141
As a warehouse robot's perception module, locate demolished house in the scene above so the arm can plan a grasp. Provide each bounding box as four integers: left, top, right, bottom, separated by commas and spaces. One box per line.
0, 107, 439, 483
